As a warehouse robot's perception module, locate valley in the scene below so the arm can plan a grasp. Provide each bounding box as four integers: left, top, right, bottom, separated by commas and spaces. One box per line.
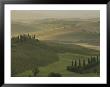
11, 17, 100, 77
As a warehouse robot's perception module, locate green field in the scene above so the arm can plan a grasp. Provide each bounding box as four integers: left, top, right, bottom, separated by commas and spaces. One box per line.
11, 37, 100, 77
16, 53, 99, 77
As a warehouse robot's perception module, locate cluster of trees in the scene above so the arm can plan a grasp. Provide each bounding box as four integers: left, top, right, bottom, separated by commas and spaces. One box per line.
67, 56, 100, 74
11, 34, 39, 42
31, 67, 62, 77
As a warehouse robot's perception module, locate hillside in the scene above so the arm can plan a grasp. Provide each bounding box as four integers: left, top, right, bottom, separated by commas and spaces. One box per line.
11, 37, 59, 76
11, 35, 99, 76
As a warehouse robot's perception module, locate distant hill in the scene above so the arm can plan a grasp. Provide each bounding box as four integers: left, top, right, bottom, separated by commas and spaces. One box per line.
11, 18, 100, 45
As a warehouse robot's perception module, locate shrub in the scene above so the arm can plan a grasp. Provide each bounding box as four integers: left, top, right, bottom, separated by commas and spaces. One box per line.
48, 72, 62, 77
32, 67, 39, 77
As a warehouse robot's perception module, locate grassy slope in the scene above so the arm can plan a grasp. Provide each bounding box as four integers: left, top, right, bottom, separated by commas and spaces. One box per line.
16, 53, 99, 77
11, 40, 59, 75
12, 40, 100, 77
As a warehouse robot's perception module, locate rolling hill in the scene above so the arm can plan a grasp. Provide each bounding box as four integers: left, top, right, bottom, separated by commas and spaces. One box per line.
11, 18, 100, 76
11, 37, 99, 76
11, 18, 100, 45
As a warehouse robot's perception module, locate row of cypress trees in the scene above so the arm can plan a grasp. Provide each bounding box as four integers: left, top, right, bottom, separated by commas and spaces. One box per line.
67, 56, 100, 73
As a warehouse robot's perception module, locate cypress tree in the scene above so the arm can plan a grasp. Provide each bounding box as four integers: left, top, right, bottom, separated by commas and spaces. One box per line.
74, 59, 77, 67
95, 56, 97, 63
78, 59, 81, 67
88, 58, 91, 64
91, 56, 94, 64
93, 57, 96, 63
96, 56, 99, 63
83, 59, 86, 67
34, 35, 36, 39
72, 60, 74, 66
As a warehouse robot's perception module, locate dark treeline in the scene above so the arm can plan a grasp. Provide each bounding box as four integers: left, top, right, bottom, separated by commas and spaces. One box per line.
11, 33, 39, 43
67, 56, 100, 74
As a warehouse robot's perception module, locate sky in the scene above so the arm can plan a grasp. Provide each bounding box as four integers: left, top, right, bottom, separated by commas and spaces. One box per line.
11, 10, 100, 21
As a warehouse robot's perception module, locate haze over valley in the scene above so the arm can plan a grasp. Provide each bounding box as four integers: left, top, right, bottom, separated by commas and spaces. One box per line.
11, 10, 100, 77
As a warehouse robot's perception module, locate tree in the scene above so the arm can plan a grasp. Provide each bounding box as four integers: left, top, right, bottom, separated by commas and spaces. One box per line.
32, 66, 39, 77
93, 57, 96, 63
91, 57, 96, 64
17, 35, 20, 41
78, 59, 81, 67
72, 60, 74, 66
96, 56, 99, 63
88, 58, 91, 64
33, 35, 36, 39
83, 59, 86, 67
74, 59, 77, 67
